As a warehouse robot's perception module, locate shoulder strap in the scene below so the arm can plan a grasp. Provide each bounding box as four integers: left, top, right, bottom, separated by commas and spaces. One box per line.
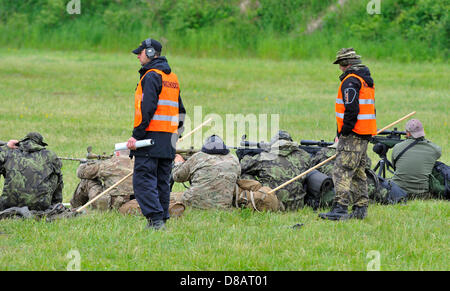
393, 139, 420, 170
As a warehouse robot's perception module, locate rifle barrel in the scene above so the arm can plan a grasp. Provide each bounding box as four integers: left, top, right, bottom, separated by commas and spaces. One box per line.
58, 157, 88, 162
176, 148, 200, 153
240, 141, 270, 148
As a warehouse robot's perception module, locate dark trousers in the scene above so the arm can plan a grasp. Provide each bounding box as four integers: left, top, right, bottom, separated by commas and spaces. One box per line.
133, 156, 172, 221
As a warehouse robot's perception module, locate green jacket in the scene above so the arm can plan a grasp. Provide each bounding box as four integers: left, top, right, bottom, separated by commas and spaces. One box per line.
391, 138, 441, 195
240, 140, 311, 210
0, 140, 63, 211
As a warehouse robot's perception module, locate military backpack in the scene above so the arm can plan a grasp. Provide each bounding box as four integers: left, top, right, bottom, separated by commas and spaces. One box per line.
233, 179, 280, 212
429, 161, 450, 199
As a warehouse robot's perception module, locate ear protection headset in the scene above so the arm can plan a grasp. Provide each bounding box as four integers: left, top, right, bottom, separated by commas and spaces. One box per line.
144, 38, 156, 58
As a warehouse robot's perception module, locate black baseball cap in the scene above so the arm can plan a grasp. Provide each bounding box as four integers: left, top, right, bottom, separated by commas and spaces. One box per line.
132, 38, 162, 55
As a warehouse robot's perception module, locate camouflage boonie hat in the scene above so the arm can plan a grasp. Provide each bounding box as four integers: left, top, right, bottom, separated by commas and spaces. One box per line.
19, 132, 48, 146
333, 47, 362, 65
270, 130, 293, 144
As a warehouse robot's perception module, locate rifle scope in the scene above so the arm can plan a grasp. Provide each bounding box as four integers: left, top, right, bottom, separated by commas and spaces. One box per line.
239, 141, 270, 148
300, 140, 334, 147
376, 127, 406, 136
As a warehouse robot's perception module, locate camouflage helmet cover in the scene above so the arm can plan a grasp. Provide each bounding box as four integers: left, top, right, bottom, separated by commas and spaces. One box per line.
333, 47, 362, 65
19, 132, 48, 146
270, 130, 293, 144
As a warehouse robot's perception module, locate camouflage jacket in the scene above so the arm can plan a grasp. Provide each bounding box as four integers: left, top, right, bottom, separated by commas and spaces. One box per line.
0, 141, 63, 211
240, 140, 311, 211
70, 155, 134, 210
172, 152, 240, 209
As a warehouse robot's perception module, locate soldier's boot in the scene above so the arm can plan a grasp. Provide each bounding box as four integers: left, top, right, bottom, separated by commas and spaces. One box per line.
318, 203, 350, 221
146, 218, 166, 231
349, 205, 368, 220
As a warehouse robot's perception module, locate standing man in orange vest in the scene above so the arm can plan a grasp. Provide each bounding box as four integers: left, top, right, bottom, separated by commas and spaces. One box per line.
319, 48, 377, 221
127, 38, 185, 230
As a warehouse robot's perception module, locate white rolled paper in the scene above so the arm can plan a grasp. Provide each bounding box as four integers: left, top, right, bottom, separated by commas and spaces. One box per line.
114, 139, 154, 151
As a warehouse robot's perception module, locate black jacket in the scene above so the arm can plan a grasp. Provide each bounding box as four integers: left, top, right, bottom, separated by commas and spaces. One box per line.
131, 57, 186, 159
338, 65, 374, 139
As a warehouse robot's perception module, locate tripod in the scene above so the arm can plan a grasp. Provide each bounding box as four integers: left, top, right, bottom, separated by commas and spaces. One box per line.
373, 155, 395, 178
372, 143, 395, 178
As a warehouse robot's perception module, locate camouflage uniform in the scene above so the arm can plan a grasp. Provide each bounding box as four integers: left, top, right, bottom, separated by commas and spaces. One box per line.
319, 48, 378, 220
240, 140, 311, 211
70, 154, 134, 210
0, 133, 63, 211
332, 135, 370, 207
172, 152, 240, 209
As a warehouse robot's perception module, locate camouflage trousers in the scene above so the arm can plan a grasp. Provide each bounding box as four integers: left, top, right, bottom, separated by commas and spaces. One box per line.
0, 190, 57, 211
332, 135, 369, 207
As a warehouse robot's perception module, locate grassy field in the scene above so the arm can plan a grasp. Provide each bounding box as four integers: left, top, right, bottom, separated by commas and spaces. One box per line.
0, 48, 449, 270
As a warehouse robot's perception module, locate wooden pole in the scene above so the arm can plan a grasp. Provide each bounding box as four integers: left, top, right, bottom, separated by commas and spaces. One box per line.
177, 118, 212, 144
75, 118, 213, 213
268, 111, 416, 195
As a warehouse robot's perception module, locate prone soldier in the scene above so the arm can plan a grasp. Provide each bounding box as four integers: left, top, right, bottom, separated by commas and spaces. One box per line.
70, 149, 186, 216
240, 131, 311, 211
172, 135, 240, 210
0, 133, 63, 211
70, 150, 134, 210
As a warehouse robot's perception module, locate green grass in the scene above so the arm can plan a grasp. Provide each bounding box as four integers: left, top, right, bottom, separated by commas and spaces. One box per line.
0, 49, 449, 270
1, 201, 449, 270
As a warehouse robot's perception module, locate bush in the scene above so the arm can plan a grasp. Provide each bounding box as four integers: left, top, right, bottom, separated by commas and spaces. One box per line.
0, 0, 447, 61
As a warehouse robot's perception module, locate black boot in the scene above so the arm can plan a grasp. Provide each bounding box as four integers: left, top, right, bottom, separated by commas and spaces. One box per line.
349, 205, 368, 220
319, 203, 349, 221
146, 218, 166, 231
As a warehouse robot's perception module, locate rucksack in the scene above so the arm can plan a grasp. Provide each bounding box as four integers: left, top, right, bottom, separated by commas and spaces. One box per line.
378, 177, 408, 204
429, 161, 450, 199
233, 179, 280, 212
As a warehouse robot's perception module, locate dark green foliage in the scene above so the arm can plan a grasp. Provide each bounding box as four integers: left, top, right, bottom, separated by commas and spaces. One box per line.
0, 0, 447, 61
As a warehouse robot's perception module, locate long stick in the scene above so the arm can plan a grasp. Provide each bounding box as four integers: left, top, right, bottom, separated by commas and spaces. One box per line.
268, 111, 416, 194
177, 118, 212, 143
375, 111, 416, 135
75, 118, 213, 213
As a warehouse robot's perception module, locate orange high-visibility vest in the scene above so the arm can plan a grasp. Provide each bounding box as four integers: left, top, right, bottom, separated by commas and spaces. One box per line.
335, 73, 377, 136
134, 69, 180, 133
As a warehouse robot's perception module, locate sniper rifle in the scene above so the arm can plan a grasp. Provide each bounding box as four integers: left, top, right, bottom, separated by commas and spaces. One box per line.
58, 146, 113, 163
299, 140, 334, 156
